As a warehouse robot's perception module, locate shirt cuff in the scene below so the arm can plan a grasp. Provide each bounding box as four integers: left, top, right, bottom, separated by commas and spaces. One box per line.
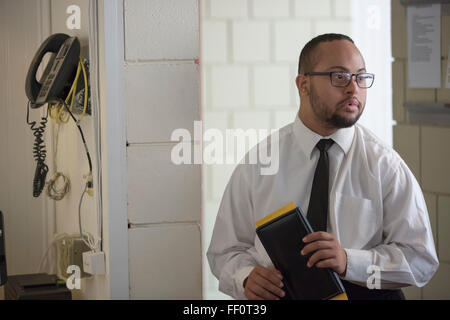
343, 248, 373, 284
234, 266, 255, 297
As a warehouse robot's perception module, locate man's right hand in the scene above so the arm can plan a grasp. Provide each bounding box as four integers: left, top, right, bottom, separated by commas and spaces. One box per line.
243, 266, 285, 300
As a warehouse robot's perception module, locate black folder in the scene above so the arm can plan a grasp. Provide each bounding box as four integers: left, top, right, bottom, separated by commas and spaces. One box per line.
255, 202, 347, 300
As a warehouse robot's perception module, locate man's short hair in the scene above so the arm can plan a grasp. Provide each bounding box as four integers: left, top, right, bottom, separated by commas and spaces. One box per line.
298, 33, 354, 74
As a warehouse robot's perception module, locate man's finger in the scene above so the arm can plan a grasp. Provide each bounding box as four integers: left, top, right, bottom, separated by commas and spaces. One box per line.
301, 240, 333, 255
315, 258, 337, 269
307, 249, 334, 267
245, 288, 264, 300
267, 268, 283, 280
251, 282, 282, 300
256, 267, 283, 286
254, 273, 285, 298
303, 231, 334, 243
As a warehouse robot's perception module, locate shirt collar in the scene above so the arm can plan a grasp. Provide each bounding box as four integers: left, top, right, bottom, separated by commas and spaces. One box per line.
293, 114, 355, 158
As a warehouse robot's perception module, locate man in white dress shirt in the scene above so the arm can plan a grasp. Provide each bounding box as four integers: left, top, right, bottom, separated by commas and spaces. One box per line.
207, 34, 439, 300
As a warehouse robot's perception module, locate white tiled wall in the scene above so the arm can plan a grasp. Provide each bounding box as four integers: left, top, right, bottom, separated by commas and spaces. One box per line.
124, 0, 199, 61
274, 21, 312, 61
124, 0, 201, 299
295, 0, 332, 17
129, 224, 202, 299
233, 22, 271, 62
254, 0, 290, 18
392, 0, 450, 300
125, 63, 200, 143
127, 145, 201, 224
210, 66, 249, 108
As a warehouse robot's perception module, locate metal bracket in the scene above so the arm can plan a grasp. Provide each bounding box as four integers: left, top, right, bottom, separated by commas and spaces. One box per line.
404, 102, 450, 125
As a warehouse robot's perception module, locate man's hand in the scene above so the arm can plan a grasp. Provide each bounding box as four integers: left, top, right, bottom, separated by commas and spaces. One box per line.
301, 231, 347, 277
244, 266, 285, 300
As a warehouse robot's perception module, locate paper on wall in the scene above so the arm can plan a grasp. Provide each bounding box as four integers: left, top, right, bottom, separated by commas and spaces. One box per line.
407, 4, 441, 88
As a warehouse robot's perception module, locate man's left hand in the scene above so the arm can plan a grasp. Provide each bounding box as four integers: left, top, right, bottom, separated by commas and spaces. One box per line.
301, 231, 347, 277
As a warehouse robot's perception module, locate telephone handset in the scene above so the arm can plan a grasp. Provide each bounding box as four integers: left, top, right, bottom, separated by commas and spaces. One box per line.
25, 33, 80, 108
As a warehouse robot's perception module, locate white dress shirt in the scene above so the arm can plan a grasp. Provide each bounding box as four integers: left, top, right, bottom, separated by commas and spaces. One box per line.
207, 115, 439, 300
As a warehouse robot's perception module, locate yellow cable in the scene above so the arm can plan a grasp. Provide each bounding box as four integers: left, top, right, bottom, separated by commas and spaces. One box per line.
77, 58, 88, 121
57, 104, 70, 123
68, 69, 78, 113
65, 61, 82, 106
57, 61, 82, 124
49, 59, 88, 125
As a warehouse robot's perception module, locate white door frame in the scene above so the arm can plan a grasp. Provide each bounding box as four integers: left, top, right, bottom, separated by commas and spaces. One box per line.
100, 0, 129, 299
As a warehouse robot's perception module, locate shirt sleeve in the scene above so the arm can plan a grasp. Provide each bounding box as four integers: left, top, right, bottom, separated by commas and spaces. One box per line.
206, 164, 259, 300
343, 159, 439, 289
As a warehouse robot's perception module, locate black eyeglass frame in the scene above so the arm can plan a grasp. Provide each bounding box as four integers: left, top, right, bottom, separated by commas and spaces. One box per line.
304, 72, 375, 88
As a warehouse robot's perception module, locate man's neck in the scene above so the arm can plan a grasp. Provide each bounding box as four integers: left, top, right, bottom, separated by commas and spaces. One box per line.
298, 108, 338, 137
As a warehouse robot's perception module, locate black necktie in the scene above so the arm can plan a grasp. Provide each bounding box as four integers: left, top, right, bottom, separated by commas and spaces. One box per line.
307, 139, 334, 232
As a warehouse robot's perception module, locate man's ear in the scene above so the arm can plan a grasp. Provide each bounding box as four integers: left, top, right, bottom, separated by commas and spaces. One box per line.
296, 74, 308, 95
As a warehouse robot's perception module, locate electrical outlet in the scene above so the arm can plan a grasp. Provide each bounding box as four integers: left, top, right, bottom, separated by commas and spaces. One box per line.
82, 251, 105, 275
56, 235, 91, 279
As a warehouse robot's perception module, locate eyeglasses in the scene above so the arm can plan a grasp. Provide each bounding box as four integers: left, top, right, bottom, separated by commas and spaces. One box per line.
304, 72, 375, 88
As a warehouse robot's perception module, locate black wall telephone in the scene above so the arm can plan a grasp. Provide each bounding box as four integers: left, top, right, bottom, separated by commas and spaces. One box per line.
25, 33, 80, 108
25, 33, 81, 197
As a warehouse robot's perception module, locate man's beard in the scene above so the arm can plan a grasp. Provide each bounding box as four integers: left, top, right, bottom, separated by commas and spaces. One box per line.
309, 86, 363, 129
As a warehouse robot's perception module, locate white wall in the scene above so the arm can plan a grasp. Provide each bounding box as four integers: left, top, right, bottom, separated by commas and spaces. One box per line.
123, 0, 202, 299
0, 0, 49, 299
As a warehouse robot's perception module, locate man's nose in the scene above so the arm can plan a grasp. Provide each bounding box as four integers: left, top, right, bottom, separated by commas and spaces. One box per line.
345, 75, 359, 94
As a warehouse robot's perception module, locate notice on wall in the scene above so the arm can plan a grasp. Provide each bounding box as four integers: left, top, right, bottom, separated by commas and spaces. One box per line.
407, 4, 441, 88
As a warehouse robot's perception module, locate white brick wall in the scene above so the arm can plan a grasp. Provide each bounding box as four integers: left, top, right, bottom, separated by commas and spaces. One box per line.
253, 0, 290, 18
314, 20, 351, 37
210, 0, 247, 18
233, 21, 271, 62
295, 0, 332, 17
201, 21, 228, 63
125, 63, 200, 142
127, 145, 201, 224
334, 0, 352, 18
211, 65, 249, 108
274, 21, 312, 62
253, 65, 291, 107
124, 0, 201, 299
124, 0, 199, 60
129, 224, 202, 299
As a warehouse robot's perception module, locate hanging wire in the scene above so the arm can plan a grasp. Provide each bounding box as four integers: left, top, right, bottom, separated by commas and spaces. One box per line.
26, 102, 49, 197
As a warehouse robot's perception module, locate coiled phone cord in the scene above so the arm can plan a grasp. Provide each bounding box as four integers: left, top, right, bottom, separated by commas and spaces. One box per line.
26, 101, 49, 197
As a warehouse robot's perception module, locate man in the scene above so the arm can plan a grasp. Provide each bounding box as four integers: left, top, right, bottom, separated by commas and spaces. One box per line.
207, 33, 439, 300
